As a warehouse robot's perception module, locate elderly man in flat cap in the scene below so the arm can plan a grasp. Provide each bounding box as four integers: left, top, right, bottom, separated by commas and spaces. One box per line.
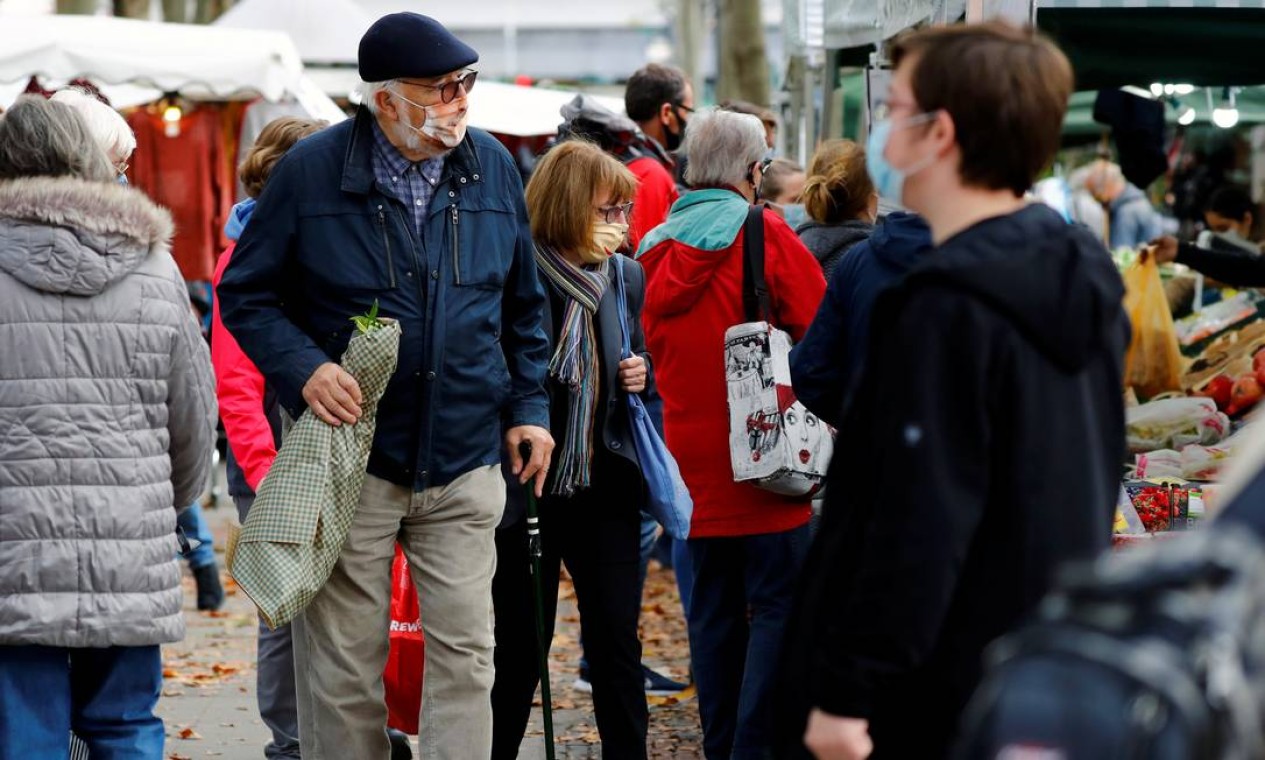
218, 12, 554, 759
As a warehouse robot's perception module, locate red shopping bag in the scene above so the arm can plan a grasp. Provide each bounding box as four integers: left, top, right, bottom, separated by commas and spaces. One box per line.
384, 544, 424, 734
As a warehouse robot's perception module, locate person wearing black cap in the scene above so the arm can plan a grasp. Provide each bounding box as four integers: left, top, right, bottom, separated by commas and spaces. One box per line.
217, 12, 554, 760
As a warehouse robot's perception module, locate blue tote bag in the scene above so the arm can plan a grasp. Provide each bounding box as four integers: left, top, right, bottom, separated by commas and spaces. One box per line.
612, 256, 693, 540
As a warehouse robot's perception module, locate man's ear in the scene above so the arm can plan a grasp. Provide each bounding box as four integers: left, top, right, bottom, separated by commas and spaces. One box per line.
659, 101, 675, 127
930, 110, 957, 160
376, 89, 398, 120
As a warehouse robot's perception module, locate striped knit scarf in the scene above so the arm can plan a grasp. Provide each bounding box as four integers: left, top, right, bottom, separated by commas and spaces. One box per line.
534, 244, 611, 496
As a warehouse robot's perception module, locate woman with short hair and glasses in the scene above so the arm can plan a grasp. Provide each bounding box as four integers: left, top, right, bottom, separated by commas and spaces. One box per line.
490, 139, 655, 760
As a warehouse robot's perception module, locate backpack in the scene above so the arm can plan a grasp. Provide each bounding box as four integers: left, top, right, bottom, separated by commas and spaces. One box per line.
555, 94, 673, 169
956, 526, 1265, 760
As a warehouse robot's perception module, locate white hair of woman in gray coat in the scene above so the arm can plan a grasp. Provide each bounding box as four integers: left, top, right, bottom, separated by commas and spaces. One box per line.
0, 95, 217, 760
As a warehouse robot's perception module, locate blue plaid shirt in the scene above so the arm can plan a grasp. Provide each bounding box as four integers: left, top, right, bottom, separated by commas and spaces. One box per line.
370, 121, 445, 238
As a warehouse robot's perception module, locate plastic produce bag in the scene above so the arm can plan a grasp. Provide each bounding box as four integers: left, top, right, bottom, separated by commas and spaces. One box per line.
1122, 257, 1183, 399
1125, 396, 1229, 454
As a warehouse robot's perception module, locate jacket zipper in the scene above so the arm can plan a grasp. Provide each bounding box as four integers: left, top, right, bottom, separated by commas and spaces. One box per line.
451, 205, 461, 285
377, 207, 397, 288
393, 205, 427, 304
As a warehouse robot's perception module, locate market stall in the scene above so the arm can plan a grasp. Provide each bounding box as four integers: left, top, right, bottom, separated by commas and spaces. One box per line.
0, 14, 345, 283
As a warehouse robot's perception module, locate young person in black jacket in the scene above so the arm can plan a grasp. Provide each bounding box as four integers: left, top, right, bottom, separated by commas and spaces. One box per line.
1148, 184, 1264, 286
783, 22, 1129, 760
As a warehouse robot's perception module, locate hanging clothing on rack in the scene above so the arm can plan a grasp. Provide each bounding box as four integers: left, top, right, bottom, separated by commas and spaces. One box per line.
128, 105, 235, 282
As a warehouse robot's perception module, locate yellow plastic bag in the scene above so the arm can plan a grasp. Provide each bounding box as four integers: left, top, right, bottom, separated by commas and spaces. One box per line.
1123, 257, 1183, 399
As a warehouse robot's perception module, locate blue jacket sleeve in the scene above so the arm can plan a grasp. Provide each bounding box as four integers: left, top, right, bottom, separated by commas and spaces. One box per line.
790, 259, 852, 426
215, 156, 329, 418
500, 167, 551, 431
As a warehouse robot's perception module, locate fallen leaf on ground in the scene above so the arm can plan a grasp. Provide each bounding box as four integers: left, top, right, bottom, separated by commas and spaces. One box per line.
178, 727, 202, 740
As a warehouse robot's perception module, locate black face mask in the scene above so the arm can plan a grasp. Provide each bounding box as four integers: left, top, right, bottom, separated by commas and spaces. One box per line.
664, 107, 687, 152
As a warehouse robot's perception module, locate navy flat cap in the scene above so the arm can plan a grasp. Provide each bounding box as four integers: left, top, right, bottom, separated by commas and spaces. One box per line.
358, 13, 479, 82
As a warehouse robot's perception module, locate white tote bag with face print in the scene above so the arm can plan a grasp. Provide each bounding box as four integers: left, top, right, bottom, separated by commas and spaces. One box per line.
724, 205, 833, 498
725, 321, 832, 498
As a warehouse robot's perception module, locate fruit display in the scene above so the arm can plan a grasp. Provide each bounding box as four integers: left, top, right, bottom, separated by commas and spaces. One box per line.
1121, 481, 1204, 534
1173, 291, 1261, 347
1190, 348, 1265, 417
1181, 318, 1265, 392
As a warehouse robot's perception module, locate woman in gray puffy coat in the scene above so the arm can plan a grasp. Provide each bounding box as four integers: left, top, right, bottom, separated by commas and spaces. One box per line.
0, 96, 217, 759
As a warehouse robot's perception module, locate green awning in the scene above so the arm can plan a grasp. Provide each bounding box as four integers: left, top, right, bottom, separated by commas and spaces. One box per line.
1037, 8, 1265, 90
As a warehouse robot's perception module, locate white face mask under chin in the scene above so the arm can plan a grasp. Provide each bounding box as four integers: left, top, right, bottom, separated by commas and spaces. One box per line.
391, 91, 468, 149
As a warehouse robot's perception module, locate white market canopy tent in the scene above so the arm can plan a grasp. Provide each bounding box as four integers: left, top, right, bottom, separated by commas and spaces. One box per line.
0, 14, 345, 121
468, 81, 626, 137
317, 66, 627, 137
212, 0, 372, 65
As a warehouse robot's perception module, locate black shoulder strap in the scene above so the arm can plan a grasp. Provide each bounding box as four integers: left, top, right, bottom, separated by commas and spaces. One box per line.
742, 203, 771, 323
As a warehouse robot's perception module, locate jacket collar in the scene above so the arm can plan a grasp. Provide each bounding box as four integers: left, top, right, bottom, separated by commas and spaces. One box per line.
341, 106, 484, 196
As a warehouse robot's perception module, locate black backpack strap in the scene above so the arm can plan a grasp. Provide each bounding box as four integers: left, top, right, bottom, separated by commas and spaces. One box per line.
742, 203, 771, 323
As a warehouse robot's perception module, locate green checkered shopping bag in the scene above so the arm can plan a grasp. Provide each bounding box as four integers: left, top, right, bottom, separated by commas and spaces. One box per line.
230, 319, 401, 629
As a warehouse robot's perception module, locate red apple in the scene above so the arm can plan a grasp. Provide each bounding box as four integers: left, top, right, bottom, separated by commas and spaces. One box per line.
1197, 374, 1235, 411
1230, 374, 1264, 416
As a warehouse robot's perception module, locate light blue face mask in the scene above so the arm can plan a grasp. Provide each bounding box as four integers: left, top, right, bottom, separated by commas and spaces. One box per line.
781, 203, 808, 230
116, 174, 128, 186
865, 112, 938, 206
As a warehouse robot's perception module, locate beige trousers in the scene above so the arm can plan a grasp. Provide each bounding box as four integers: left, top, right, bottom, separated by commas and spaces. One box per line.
292, 466, 506, 760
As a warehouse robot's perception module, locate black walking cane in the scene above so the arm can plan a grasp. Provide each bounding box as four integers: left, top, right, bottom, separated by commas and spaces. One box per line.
522, 443, 557, 760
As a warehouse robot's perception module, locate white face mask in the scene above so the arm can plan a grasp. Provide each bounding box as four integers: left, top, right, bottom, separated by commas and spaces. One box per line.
391, 90, 469, 149
583, 222, 628, 264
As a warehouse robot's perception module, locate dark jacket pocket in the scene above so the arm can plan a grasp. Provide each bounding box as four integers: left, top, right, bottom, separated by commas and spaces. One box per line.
297, 202, 398, 292
451, 196, 515, 289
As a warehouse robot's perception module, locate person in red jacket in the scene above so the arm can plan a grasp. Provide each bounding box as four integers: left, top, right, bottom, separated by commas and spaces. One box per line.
624, 63, 693, 250
636, 107, 826, 760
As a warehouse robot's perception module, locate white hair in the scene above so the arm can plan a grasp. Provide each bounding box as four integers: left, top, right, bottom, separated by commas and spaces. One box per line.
682, 108, 768, 189
1083, 160, 1125, 194
49, 88, 135, 165
356, 80, 398, 114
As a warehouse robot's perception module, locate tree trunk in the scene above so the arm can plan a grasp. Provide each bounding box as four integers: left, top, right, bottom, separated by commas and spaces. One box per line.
113, 0, 148, 18
717, 0, 770, 107
162, 0, 188, 23
56, 0, 97, 14
195, 0, 232, 24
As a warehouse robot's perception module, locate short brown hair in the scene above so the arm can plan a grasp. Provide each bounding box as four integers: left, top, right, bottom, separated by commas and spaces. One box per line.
239, 117, 327, 198
526, 140, 637, 253
891, 21, 1073, 196
802, 139, 874, 223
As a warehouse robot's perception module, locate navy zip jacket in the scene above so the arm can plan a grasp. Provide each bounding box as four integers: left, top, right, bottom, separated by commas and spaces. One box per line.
218, 108, 550, 491
790, 212, 932, 426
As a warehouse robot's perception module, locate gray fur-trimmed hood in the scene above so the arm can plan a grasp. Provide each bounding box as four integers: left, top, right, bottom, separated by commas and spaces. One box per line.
0, 176, 175, 296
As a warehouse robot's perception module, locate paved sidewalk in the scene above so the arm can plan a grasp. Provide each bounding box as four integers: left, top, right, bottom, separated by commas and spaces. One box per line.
157, 482, 700, 759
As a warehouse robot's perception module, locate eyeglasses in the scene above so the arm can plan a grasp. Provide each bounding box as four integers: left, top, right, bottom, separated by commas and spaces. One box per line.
674, 102, 695, 114
870, 99, 920, 123
114, 161, 129, 177
397, 71, 478, 104
759, 157, 774, 174
595, 202, 634, 223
